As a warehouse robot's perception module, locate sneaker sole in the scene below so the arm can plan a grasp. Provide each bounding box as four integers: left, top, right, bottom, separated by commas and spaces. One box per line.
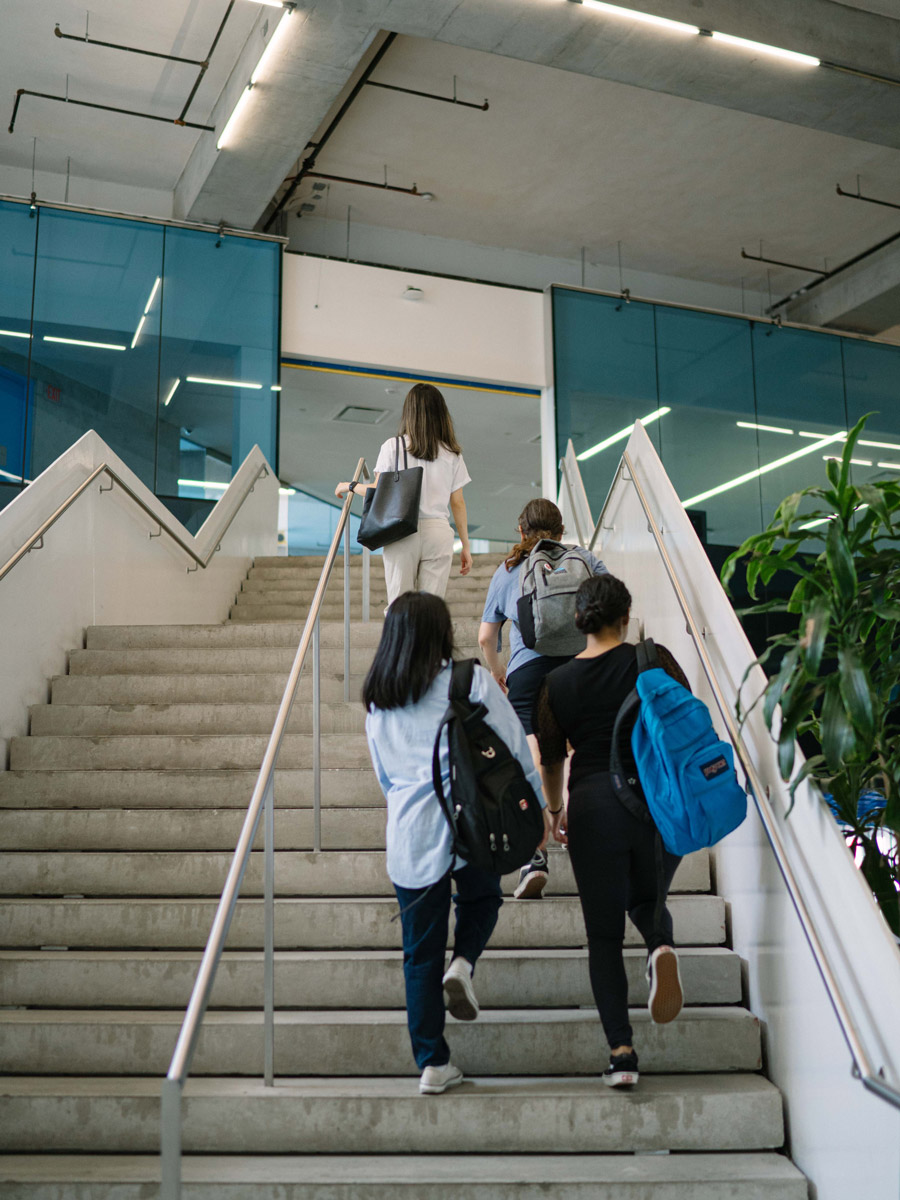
443, 974, 479, 1021
513, 869, 548, 900
603, 1071, 639, 1088
648, 950, 684, 1024
420, 1070, 464, 1095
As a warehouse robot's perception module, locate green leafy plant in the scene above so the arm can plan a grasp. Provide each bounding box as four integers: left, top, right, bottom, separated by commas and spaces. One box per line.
722, 414, 900, 935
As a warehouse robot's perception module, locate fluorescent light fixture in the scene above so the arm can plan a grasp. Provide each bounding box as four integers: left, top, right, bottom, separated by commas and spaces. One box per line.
217, 85, 253, 150
144, 277, 161, 314
130, 314, 146, 349
250, 9, 293, 84
736, 420, 794, 435
800, 503, 868, 531
860, 439, 900, 452
44, 336, 126, 351
244, 0, 286, 7
682, 432, 845, 508
186, 375, 263, 389
279, 486, 296, 495
798, 430, 830, 438
178, 479, 229, 490
0, 328, 31, 339
579, 1, 699, 34
823, 455, 871, 466
0, 467, 30, 482
271, 384, 282, 391
878, 461, 900, 471
710, 30, 819, 66
577, 406, 671, 461
163, 378, 181, 407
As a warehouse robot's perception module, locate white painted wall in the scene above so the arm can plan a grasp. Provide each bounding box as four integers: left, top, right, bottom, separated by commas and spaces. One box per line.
588, 422, 900, 1200
281, 254, 546, 390
0, 430, 277, 768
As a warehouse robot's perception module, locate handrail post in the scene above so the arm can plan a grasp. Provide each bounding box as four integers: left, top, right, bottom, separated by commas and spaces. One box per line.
160, 1077, 183, 1200
343, 520, 351, 703
263, 773, 275, 1087
362, 547, 370, 623
313, 616, 322, 854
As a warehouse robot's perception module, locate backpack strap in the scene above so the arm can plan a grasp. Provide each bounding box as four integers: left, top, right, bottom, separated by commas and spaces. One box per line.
609, 687, 652, 827
431, 660, 480, 854
635, 637, 659, 673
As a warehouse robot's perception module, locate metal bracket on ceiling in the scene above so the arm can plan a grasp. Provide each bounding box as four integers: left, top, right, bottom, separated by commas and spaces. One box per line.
836, 180, 900, 213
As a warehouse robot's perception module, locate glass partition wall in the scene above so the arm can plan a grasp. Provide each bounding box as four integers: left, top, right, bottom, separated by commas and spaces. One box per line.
0, 197, 281, 513
552, 286, 900, 551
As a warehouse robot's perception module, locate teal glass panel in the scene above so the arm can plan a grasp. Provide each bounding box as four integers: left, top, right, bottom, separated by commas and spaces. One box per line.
655, 306, 756, 546
552, 288, 659, 506
0, 199, 38, 488
751, 323, 846, 529
842, 337, 900, 491
28, 208, 164, 488
159, 227, 279, 495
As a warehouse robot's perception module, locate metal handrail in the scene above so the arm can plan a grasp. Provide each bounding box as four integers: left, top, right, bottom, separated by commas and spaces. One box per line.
160, 456, 370, 1199
608, 448, 900, 1110
0, 461, 269, 585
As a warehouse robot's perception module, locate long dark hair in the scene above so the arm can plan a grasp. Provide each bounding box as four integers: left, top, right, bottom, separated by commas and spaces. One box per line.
362, 592, 455, 711
504, 498, 564, 570
399, 383, 462, 461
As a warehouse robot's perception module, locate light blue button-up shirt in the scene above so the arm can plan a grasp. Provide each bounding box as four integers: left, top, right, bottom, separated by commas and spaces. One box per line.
365, 661, 545, 889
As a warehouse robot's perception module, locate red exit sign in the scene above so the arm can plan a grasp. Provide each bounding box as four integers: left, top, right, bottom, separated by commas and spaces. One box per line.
46, 384, 61, 404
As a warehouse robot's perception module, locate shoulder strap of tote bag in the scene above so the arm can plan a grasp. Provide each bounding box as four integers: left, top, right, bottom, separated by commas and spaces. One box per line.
393, 436, 409, 477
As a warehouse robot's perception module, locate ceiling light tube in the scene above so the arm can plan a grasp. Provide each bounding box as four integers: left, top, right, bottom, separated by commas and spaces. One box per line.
131, 314, 146, 349
577, 406, 671, 461
279, 486, 296, 495
243, 0, 286, 6
800, 503, 868, 531
186, 375, 263, 389
217, 9, 293, 149
877, 461, 900, 471
217, 84, 253, 150
144, 277, 161, 314
44, 335, 126, 351
178, 479, 229, 490
0, 468, 31, 482
271, 384, 282, 391
736, 420, 794, 435
250, 8, 293, 84
578, 0, 699, 34
682, 432, 845, 508
823, 455, 871, 466
163, 378, 181, 407
0, 328, 32, 339
710, 30, 819, 67
860, 439, 900, 452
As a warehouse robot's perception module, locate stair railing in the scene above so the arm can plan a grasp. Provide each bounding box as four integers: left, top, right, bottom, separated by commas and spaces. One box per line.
160, 456, 370, 1200
558, 430, 900, 1112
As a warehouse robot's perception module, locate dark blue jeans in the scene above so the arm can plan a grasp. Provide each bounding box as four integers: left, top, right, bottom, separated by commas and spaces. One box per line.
393, 863, 503, 1069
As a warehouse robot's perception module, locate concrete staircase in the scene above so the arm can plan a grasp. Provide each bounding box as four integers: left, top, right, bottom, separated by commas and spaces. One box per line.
0, 553, 807, 1197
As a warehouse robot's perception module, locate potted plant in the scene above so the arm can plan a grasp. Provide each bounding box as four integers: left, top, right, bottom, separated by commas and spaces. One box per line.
721, 414, 900, 935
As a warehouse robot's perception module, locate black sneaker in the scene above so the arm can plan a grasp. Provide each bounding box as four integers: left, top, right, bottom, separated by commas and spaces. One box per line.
603, 1050, 639, 1088
513, 849, 549, 899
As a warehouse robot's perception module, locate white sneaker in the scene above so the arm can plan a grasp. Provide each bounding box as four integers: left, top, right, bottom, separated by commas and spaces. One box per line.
646, 946, 683, 1024
442, 956, 479, 1021
419, 1061, 464, 1095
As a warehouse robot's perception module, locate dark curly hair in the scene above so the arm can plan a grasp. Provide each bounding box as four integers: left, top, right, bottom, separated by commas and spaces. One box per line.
574, 573, 632, 635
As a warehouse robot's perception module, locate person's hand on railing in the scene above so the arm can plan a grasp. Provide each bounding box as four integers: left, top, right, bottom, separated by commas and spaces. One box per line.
335, 479, 376, 500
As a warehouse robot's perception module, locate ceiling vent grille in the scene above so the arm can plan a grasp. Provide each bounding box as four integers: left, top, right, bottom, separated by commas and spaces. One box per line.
333, 405, 389, 424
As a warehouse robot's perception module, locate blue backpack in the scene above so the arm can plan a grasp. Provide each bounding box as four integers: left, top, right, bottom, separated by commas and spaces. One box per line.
610, 640, 747, 857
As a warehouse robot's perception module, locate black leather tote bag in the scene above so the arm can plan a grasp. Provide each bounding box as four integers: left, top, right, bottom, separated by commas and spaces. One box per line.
356, 437, 423, 551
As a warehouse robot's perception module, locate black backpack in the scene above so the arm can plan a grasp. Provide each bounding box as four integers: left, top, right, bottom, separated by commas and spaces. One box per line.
432, 659, 545, 875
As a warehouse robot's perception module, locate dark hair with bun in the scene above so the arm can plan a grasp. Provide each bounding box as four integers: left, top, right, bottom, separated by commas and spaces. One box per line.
574, 574, 632, 635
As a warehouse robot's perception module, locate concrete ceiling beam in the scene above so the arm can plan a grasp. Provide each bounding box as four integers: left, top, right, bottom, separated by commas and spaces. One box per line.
177, 0, 900, 231
781, 236, 900, 334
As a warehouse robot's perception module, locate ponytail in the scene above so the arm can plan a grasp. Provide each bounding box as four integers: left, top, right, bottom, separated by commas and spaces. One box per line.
504, 498, 564, 571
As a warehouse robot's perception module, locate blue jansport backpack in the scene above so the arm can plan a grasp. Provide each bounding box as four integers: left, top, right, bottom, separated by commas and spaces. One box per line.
610, 640, 747, 856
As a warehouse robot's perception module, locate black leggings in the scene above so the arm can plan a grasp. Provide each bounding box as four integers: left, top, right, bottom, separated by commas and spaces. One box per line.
566, 771, 682, 1050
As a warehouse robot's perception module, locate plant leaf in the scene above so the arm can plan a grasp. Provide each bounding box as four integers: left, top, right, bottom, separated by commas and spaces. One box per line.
825, 518, 857, 604
821, 677, 857, 771
838, 645, 875, 742
763, 649, 798, 729
800, 596, 831, 675
825, 457, 840, 491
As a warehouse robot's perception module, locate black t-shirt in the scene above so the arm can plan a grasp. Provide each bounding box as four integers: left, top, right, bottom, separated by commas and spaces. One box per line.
536, 643, 688, 790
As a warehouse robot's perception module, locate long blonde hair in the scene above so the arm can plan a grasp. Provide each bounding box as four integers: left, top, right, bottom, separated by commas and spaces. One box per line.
399, 383, 462, 461
504, 498, 564, 571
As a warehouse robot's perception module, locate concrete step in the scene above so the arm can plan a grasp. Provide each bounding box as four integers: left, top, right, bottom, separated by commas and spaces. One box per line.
0, 1152, 809, 1199
29, 701, 367, 737
0, 1007, 762, 1077
0, 1074, 786, 1153
251, 554, 501, 572
49, 673, 367, 706
0, 769, 383, 809
0, 894, 726, 949
9, 734, 373, 771
83, 621, 486, 652
67, 645, 480, 676
0, 946, 741, 1009
0, 848, 708, 897
239, 578, 490, 596
0, 808, 387, 851
230, 603, 486, 622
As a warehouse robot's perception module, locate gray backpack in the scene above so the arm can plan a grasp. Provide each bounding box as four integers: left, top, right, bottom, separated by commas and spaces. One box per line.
516, 540, 595, 656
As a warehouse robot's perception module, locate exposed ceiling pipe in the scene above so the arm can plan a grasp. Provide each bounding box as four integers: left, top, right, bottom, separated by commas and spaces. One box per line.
54, 23, 207, 67
8, 88, 215, 134
741, 247, 826, 276
767, 226, 900, 313
836, 183, 900, 213
262, 32, 398, 232
304, 170, 423, 197
365, 79, 488, 111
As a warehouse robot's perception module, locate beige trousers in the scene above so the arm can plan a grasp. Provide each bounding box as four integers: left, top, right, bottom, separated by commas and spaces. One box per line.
382, 517, 455, 606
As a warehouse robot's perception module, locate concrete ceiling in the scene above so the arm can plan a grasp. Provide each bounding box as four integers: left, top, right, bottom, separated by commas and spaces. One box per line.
277, 366, 541, 543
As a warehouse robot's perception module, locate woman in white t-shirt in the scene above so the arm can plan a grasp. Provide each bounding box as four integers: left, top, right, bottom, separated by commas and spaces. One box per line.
335, 383, 472, 604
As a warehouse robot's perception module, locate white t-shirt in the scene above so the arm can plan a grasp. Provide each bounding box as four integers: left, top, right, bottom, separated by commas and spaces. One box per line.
374, 436, 471, 521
